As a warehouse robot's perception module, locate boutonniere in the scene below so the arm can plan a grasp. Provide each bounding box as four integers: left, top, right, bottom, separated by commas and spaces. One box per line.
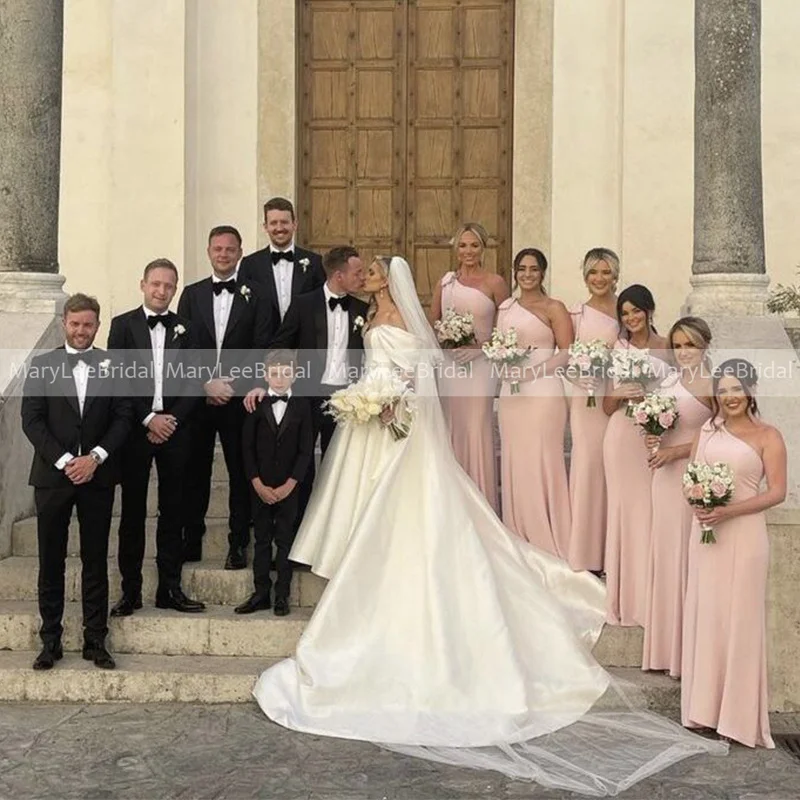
172, 323, 186, 341
353, 316, 365, 334
99, 358, 111, 370
240, 285, 252, 303
299, 257, 310, 274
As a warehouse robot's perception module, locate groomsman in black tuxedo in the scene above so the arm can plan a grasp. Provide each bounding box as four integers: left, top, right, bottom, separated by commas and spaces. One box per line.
178, 226, 274, 569
247, 246, 368, 523
21, 294, 132, 671
107, 258, 205, 615
238, 196, 325, 326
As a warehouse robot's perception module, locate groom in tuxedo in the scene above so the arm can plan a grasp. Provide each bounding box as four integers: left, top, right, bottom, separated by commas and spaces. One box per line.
238, 196, 325, 325
21, 294, 132, 670
107, 258, 205, 615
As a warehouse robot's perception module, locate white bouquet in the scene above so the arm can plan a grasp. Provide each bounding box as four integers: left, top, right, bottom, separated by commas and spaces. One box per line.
482, 327, 532, 395
607, 348, 655, 416
682, 461, 735, 544
434, 307, 475, 349
325, 372, 416, 441
567, 339, 611, 407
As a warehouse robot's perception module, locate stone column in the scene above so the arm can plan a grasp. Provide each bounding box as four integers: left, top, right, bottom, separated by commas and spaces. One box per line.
685, 0, 768, 316
0, 0, 66, 312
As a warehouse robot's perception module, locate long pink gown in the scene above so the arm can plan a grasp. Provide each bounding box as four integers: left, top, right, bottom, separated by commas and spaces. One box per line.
438, 272, 498, 511
566, 303, 619, 571
602, 340, 663, 626
497, 299, 571, 558
641, 379, 711, 675
681, 420, 774, 748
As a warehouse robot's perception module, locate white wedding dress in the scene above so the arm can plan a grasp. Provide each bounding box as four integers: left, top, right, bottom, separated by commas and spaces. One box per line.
253, 260, 725, 796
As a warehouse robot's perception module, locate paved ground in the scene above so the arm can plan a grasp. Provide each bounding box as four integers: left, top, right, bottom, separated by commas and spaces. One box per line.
0, 704, 798, 800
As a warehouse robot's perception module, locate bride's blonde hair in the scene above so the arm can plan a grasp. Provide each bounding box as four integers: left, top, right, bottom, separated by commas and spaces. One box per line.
365, 256, 392, 328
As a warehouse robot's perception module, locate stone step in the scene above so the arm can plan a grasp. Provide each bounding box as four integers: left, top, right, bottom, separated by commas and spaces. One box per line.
0, 650, 275, 703
0, 556, 327, 608
0, 601, 311, 657
11, 517, 234, 559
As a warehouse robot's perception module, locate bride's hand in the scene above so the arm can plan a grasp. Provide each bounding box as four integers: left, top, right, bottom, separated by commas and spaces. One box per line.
380, 405, 395, 425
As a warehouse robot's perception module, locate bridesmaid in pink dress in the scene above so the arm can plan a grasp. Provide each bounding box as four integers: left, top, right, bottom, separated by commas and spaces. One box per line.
682, 358, 786, 748
431, 223, 509, 512
641, 318, 713, 676
565, 248, 620, 573
497, 249, 573, 558
602, 284, 669, 626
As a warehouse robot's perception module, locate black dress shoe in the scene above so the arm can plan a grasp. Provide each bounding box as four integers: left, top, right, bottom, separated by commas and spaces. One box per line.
32, 642, 63, 671
234, 592, 271, 614
224, 546, 247, 570
155, 587, 206, 613
273, 598, 290, 617
110, 594, 143, 617
82, 642, 116, 670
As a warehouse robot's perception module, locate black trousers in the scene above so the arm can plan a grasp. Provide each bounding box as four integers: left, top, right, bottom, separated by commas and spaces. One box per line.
117, 425, 189, 597
35, 484, 115, 646
252, 489, 299, 600
183, 400, 251, 552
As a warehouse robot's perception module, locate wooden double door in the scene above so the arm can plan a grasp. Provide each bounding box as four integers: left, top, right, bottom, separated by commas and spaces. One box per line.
298, 0, 514, 304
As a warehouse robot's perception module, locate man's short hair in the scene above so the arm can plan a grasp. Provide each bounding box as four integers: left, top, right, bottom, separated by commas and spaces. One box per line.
208, 225, 242, 246
63, 293, 101, 319
263, 197, 295, 221
143, 258, 179, 283
265, 348, 297, 369
323, 246, 360, 276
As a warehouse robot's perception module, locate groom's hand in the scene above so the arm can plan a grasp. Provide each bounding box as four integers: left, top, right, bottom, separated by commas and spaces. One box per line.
204, 378, 235, 405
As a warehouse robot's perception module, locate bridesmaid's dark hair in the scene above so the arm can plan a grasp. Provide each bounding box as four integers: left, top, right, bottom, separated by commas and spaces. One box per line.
512, 248, 548, 294
711, 358, 760, 420
616, 284, 657, 339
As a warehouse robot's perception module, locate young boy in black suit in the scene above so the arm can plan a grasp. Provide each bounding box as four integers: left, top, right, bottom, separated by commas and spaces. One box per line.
236, 349, 313, 616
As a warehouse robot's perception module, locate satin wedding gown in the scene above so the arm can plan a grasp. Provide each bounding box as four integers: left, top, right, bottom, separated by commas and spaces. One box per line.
254, 324, 725, 796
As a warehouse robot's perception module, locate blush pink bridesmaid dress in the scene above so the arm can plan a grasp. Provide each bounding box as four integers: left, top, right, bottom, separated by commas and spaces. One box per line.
566, 303, 619, 571
497, 299, 571, 558
438, 272, 498, 511
681, 420, 774, 748
641, 379, 711, 675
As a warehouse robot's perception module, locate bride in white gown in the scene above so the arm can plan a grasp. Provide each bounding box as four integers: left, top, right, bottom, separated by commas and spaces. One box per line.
253, 256, 725, 796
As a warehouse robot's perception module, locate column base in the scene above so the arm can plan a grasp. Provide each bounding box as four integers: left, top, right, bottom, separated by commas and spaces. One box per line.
682, 272, 770, 317
0, 272, 67, 314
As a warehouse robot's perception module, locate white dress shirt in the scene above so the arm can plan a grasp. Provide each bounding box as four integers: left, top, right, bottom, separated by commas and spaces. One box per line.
142, 306, 169, 427
54, 345, 109, 470
212, 266, 239, 363
321, 284, 350, 387
268, 388, 291, 426
270, 243, 295, 321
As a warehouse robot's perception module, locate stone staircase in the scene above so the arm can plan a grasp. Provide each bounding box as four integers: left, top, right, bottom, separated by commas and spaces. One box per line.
0, 448, 675, 709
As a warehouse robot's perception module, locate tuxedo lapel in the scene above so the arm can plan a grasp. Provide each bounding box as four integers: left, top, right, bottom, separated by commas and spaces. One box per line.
198, 280, 217, 343
56, 351, 81, 418
131, 309, 152, 352
313, 290, 328, 351
347, 303, 365, 372
276, 397, 297, 440
261, 399, 278, 435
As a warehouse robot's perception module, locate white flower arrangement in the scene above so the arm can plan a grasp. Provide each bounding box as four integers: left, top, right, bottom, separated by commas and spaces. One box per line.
482, 327, 532, 394
434, 307, 475, 349
299, 257, 310, 274
325, 371, 416, 440
172, 323, 186, 341
682, 461, 735, 543
607, 348, 656, 416
567, 338, 611, 407
99, 358, 111, 371
239, 284, 252, 303
353, 315, 365, 333
631, 392, 680, 439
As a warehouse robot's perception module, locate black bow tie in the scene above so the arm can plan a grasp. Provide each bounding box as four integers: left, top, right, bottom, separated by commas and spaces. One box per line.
328, 295, 351, 312
146, 313, 173, 330
66, 351, 95, 370
271, 250, 294, 264
213, 280, 236, 295
269, 394, 290, 404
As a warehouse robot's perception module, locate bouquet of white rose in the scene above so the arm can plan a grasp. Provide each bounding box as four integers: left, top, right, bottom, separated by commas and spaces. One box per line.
631, 393, 680, 442
325, 372, 416, 441
682, 461, 735, 544
482, 327, 532, 395
567, 339, 611, 407
607, 348, 655, 416
434, 307, 475, 349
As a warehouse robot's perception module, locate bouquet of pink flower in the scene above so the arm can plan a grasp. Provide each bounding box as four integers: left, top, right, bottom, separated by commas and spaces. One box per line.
631, 393, 680, 450
434, 308, 475, 349
482, 327, 532, 395
567, 339, 611, 407
682, 461, 735, 543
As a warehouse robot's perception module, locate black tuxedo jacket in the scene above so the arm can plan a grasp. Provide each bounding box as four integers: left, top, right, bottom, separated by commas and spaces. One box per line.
242, 396, 314, 487
177, 276, 275, 394
269, 288, 369, 396
107, 307, 200, 427
21, 347, 133, 488
239, 245, 325, 321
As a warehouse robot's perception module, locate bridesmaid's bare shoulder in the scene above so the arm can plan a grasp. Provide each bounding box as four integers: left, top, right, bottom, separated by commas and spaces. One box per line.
543, 297, 569, 317
754, 422, 785, 448
487, 272, 511, 304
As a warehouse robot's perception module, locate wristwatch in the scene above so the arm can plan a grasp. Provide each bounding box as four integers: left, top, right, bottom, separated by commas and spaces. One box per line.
89, 451, 102, 465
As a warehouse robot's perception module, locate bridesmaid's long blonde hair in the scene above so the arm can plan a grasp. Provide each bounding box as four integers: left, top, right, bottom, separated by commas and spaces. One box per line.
450, 222, 489, 270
